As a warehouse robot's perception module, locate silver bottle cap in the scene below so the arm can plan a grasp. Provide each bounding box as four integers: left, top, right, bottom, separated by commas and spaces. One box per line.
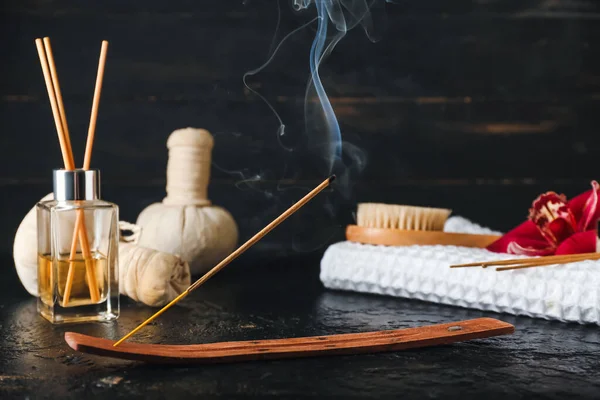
53, 169, 100, 201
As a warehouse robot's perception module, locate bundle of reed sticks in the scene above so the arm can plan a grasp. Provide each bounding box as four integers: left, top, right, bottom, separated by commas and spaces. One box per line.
35, 37, 109, 305
450, 252, 600, 271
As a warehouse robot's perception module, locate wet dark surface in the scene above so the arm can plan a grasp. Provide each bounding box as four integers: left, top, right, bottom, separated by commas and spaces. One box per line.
3, 0, 600, 397
1, 253, 600, 399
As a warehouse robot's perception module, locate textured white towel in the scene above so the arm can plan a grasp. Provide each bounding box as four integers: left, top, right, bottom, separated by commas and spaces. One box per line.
320, 217, 600, 325
443, 216, 503, 236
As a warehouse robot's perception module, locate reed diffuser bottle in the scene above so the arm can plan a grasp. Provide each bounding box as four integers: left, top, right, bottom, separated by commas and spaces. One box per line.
37, 169, 119, 323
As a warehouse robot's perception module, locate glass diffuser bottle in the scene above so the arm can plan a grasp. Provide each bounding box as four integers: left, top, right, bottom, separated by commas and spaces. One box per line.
37, 169, 119, 323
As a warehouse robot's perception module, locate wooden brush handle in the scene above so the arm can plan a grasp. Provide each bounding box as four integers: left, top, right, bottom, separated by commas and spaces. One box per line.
346, 225, 501, 248
65, 318, 514, 364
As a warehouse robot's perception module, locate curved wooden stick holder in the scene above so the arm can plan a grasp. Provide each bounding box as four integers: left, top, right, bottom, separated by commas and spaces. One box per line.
346, 225, 501, 248
65, 318, 514, 364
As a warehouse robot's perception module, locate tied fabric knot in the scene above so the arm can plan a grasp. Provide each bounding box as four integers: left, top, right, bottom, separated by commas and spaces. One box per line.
119, 221, 142, 244
487, 180, 600, 256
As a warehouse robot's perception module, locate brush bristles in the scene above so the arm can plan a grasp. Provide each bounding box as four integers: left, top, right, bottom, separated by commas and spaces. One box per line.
356, 203, 451, 231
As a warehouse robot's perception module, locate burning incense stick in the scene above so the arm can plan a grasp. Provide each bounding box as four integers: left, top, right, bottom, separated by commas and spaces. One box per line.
113, 175, 336, 347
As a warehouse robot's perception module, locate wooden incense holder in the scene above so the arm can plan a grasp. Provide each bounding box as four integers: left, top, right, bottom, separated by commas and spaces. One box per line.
64, 318, 514, 364
346, 225, 501, 248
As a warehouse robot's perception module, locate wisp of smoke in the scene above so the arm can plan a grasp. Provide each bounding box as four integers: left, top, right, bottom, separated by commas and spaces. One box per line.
214, 0, 390, 252
242, 2, 318, 152
238, 0, 387, 188
294, 0, 386, 176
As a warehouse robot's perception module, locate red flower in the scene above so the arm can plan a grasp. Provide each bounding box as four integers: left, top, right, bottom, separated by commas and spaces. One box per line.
487, 181, 600, 256
529, 191, 576, 246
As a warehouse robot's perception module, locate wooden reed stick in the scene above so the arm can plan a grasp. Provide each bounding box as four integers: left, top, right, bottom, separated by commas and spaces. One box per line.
35, 39, 74, 170
38, 38, 98, 304
83, 40, 108, 169
450, 252, 600, 269
63, 41, 109, 305
113, 175, 336, 347
63, 217, 99, 304
42, 37, 74, 162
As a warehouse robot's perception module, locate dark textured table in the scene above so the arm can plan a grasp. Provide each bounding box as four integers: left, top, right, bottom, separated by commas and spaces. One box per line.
1, 252, 599, 399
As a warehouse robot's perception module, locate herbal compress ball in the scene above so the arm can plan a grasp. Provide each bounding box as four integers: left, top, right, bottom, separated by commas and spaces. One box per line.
136, 128, 238, 275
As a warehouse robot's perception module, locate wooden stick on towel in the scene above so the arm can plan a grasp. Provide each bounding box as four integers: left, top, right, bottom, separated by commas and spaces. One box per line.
450, 252, 600, 271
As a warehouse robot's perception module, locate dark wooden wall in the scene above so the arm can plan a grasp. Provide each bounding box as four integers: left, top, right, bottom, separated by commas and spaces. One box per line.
2, 0, 600, 260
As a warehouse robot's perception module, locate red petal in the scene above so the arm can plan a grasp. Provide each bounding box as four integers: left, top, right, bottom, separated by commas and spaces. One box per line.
506, 241, 555, 256
554, 230, 598, 255
486, 220, 546, 253
577, 180, 600, 231
545, 218, 576, 244
568, 181, 600, 227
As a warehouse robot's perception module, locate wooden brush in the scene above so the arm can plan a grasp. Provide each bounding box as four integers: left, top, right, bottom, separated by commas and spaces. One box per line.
356, 203, 451, 231
346, 203, 501, 248
450, 252, 600, 271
